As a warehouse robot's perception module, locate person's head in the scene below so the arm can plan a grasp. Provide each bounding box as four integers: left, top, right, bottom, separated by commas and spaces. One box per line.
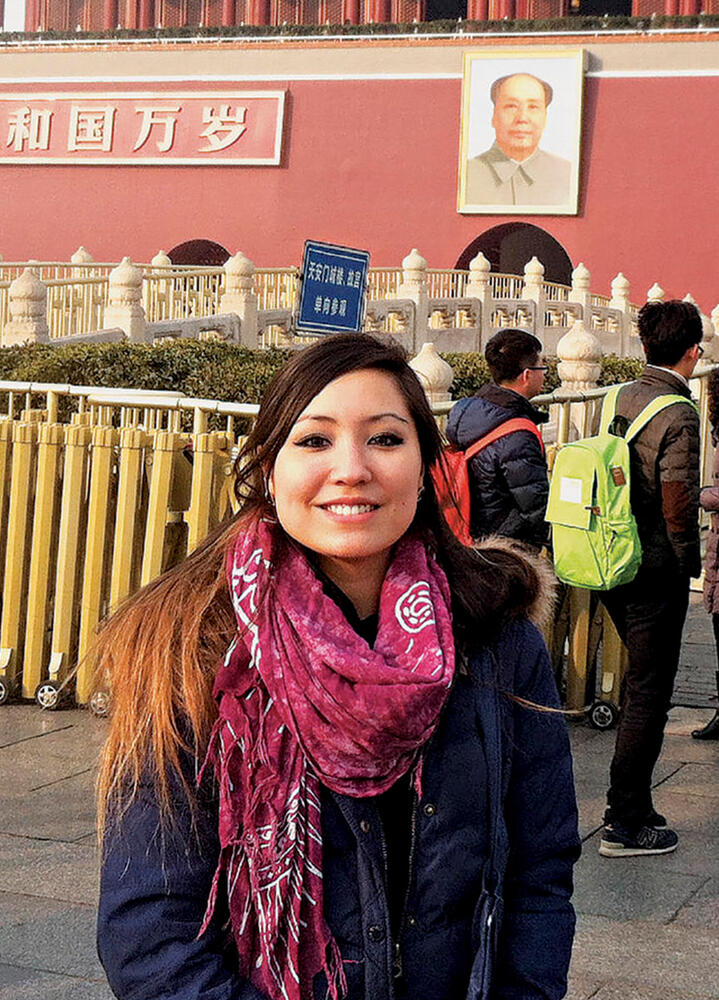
638, 299, 703, 378
490, 73, 552, 162
485, 328, 546, 398
234, 334, 448, 606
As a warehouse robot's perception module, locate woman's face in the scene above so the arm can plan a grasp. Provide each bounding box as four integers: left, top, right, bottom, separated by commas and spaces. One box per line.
269, 368, 424, 590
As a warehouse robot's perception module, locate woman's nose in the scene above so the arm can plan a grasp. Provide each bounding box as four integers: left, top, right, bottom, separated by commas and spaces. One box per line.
330, 441, 371, 483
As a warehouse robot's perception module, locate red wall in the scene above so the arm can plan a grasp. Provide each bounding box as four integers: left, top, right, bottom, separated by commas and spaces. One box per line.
2, 72, 718, 310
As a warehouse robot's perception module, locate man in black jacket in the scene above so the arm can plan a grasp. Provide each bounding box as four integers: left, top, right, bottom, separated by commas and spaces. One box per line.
599, 299, 703, 859
447, 328, 549, 550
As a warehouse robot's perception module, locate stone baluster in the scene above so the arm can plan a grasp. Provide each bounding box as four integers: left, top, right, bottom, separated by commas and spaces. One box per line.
609, 272, 633, 356
398, 248, 428, 352
570, 262, 592, 325
220, 252, 258, 348
684, 293, 714, 369
465, 251, 494, 347
103, 257, 146, 341
555, 319, 603, 441
71, 246, 94, 266
147, 250, 173, 319
3, 267, 49, 346
646, 282, 665, 303
711, 304, 719, 361
521, 256, 546, 341
409, 342, 453, 405
151, 249, 172, 269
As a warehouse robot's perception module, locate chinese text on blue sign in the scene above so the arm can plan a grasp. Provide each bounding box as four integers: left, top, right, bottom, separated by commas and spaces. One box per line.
297, 241, 370, 335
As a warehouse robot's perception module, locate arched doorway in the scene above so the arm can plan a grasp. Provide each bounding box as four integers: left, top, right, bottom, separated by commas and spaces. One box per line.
454, 223, 573, 285
168, 239, 231, 267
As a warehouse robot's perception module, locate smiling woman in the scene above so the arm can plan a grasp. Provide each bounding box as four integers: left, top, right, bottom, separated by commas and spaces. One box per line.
94, 333, 580, 1000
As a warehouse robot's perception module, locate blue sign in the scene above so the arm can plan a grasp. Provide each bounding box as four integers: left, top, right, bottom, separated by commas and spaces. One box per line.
297, 240, 370, 335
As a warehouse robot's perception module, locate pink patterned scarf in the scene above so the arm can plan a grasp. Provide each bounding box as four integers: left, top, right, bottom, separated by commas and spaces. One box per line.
201, 517, 455, 1000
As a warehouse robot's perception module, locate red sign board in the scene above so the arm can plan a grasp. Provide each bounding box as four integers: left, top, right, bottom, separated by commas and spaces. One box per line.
0, 91, 285, 165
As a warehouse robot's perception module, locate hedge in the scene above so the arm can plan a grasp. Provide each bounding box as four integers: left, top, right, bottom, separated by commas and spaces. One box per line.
0, 340, 644, 404
0, 14, 715, 42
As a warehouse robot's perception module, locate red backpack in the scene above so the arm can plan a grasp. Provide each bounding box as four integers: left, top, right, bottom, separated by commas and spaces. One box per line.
432, 417, 545, 546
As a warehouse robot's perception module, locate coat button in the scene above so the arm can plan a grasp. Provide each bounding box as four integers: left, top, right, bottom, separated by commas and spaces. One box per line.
359, 819, 371, 833
368, 924, 385, 942
423, 802, 436, 817
407, 915, 417, 927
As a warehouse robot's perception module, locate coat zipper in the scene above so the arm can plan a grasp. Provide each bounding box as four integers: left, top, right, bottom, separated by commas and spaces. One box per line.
393, 788, 419, 981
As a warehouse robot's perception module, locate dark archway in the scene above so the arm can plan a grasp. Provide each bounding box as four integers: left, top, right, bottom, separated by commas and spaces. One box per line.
454, 223, 573, 285
168, 239, 231, 267
425, 0, 465, 18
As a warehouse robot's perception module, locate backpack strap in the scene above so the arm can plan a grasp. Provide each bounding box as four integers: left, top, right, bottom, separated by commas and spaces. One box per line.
625, 393, 700, 443
599, 384, 623, 435
463, 417, 545, 463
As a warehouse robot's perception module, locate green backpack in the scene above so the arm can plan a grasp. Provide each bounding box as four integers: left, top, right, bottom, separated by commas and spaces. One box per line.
546, 385, 698, 591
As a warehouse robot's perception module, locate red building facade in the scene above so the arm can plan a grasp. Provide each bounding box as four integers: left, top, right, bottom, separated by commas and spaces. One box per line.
20, 0, 715, 30
1, 32, 719, 312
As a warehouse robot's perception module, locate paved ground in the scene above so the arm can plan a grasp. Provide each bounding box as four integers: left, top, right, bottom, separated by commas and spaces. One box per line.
1, 596, 718, 999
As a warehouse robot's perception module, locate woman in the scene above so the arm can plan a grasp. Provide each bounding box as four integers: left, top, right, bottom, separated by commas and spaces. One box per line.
693, 367, 719, 740
96, 333, 579, 1000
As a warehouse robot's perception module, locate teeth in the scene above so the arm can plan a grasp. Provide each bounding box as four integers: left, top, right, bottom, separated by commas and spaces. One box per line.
325, 504, 375, 515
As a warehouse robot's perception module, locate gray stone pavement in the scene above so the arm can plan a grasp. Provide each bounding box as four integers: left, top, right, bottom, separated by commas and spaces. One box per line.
1, 595, 718, 999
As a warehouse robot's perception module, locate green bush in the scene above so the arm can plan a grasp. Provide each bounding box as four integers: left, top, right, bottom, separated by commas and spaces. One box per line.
0, 341, 643, 404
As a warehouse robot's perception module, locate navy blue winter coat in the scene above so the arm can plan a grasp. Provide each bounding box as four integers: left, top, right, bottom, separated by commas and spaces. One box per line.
447, 386, 550, 549
98, 620, 579, 1000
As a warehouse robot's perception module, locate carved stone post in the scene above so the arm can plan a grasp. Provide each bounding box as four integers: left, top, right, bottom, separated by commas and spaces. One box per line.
684, 293, 714, 370
521, 256, 546, 342
398, 248, 429, 352
646, 282, 665, 303
409, 342, 453, 406
570, 262, 592, 325
711, 304, 719, 362
555, 319, 602, 441
71, 246, 94, 265
609, 272, 632, 356
104, 257, 146, 341
147, 250, 173, 320
3, 267, 49, 346
151, 249, 172, 269
220, 252, 258, 348
465, 251, 493, 348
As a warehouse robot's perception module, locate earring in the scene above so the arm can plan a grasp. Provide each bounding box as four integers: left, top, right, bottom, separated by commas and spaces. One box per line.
417, 484, 425, 501
264, 477, 275, 505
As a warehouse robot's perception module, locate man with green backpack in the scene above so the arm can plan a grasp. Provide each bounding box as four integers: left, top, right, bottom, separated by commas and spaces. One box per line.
557, 300, 702, 858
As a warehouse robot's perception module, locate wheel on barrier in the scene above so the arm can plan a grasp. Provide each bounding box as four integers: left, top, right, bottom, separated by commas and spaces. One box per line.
35, 681, 61, 710
0, 678, 10, 706
89, 690, 112, 718
588, 700, 619, 731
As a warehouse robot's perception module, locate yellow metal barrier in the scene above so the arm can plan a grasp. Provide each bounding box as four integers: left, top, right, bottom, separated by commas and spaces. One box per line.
0, 384, 253, 710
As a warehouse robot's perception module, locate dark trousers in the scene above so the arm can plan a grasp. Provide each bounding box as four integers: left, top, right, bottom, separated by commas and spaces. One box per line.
600, 567, 690, 832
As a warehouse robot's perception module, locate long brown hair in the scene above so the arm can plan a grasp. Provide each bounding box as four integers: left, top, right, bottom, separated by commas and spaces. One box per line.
96, 334, 547, 835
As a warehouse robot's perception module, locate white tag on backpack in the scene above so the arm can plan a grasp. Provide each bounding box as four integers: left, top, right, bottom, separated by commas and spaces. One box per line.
559, 477, 583, 505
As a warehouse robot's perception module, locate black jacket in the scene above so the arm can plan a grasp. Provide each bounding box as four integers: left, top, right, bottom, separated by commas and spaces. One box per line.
98, 621, 579, 1000
609, 366, 701, 578
447, 386, 549, 549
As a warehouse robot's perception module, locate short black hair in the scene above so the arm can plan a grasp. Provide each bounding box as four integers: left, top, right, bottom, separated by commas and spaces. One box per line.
485, 328, 543, 384
638, 300, 703, 367
490, 73, 553, 107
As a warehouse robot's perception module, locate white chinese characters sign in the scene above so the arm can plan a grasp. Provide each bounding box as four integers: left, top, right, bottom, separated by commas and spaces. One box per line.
1, 91, 285, 165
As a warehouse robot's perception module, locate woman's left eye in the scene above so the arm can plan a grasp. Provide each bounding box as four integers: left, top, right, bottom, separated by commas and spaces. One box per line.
369, 432, 404, 447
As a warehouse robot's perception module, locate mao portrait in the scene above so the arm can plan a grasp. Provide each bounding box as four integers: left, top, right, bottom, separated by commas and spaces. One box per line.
458, 50, 584, 216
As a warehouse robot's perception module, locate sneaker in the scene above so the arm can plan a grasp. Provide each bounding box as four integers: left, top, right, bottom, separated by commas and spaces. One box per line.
646, 809, 667, 828
599, 823, 678, 857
